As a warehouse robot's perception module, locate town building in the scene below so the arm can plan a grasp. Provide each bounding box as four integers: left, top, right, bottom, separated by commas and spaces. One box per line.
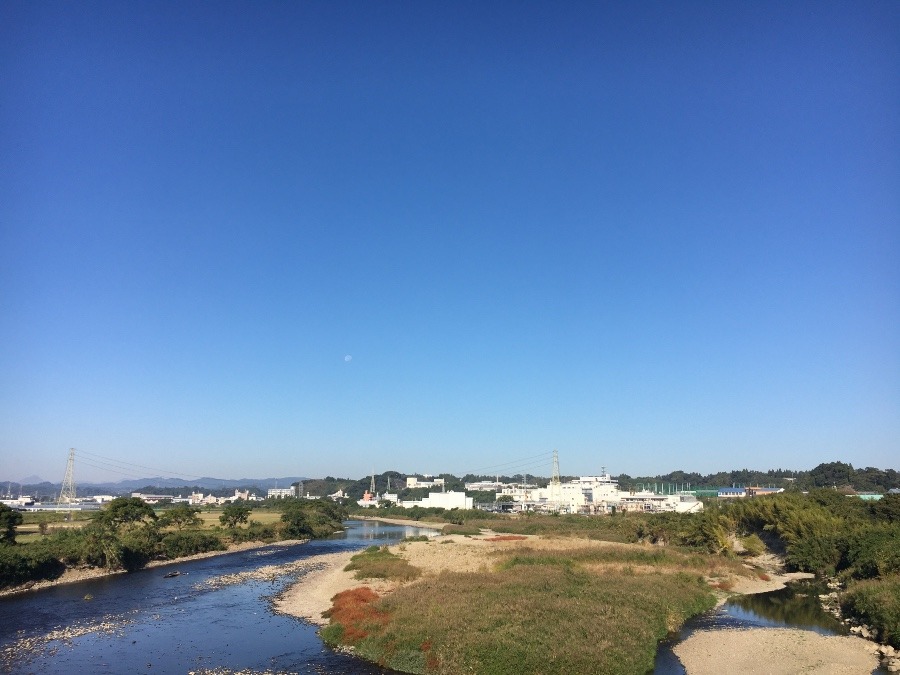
267, 487, 295, 499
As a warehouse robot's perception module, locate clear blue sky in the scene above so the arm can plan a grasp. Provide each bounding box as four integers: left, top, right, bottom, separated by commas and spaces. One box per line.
1, 1, 897, 485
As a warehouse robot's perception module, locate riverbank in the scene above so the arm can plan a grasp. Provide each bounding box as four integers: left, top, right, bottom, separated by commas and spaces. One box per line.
673, 627, 880, 674
0, 539, 308, 598
673, 551, 883, 673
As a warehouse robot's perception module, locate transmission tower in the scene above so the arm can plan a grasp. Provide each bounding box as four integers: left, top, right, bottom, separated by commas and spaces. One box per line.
59, 448, 77, 503
551, 449, 561, 487
370, 470, 376, 495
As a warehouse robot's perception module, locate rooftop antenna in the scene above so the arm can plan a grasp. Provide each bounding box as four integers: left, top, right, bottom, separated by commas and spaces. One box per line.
59, 448, 77, 503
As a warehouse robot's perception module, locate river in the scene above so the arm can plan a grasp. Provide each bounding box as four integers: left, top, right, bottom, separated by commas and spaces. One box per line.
1, 523, 876, 675
0, 520, 434, 674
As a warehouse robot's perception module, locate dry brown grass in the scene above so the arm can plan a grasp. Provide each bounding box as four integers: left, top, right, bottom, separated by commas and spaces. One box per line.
322, 587, 389, 644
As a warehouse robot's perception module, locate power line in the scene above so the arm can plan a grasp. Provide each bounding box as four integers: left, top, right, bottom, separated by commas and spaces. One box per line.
467, 451, 553, 475
76, 449, 203, 481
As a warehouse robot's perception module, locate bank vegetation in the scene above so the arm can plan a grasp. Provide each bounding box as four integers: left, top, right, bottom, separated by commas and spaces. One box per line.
0, 497, 347, 590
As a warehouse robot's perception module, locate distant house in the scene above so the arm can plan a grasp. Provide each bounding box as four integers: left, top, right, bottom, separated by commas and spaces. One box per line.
888, 488, 900, 495
131, 492, 174, 504
406, 476, 445, 489
718, 487, 747, 499
746, 487, 784, 497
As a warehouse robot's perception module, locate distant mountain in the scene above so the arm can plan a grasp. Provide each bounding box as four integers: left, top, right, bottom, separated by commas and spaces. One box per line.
83, 476, 309, 491
0, 476, 309, 495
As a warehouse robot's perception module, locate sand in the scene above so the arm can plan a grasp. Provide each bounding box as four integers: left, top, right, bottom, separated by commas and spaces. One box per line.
672, 628, 880, 674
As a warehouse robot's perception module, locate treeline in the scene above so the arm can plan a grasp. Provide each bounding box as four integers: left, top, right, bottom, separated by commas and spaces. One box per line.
621, 461, 899, 493
0, 497, 347, 590
313, 462, 899, 502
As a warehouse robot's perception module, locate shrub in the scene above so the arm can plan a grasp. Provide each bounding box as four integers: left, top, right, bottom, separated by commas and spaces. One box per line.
442, 524, 481, 536
228, 521, 279, 543
841, 576, 900, 648
843, 525, 900, 579
741, 533, 766, 557
0, 546, 65, 589
344, 546, 421, 582
160, 531, 226, 558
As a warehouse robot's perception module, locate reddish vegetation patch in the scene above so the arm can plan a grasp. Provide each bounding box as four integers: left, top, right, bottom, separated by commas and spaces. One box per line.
324, 587, 389, 643
757, 572, 771, 581
712, 579, 735, 591
485, 535, 528, 542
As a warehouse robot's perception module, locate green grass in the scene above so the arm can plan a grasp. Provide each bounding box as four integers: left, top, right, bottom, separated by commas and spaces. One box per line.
441, 524, 481, 536
344, 545, 422, 582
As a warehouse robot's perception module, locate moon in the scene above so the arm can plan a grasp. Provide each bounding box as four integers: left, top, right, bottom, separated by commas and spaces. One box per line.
344, 355, 352, 362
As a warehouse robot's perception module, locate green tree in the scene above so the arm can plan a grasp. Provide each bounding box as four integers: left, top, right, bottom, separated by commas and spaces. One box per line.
0, 504, 23, 545
281, 499, 347, 539
99, 497, 158, 528
158, 504, 202, 530
219, 501, 251, 529
872, 494, 900, 523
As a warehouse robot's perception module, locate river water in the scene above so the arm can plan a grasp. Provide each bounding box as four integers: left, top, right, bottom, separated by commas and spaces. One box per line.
0, 520, 434, 675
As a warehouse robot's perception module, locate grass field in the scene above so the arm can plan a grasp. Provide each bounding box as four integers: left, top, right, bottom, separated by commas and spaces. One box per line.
13, 505, 285, 541
323, 540, 726, 674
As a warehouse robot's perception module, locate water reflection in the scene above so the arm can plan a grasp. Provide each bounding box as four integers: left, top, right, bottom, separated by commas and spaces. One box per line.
654, 580, 850, 674
725, 580, 847, 636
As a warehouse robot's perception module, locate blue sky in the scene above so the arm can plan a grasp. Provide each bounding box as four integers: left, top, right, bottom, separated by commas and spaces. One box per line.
1, 1, 897, 484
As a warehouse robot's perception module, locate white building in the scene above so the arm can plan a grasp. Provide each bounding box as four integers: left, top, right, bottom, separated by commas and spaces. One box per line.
398, 491, 472, 510
406, 476, 445, 489
0, 496, 35, 508
267, 487, 295, 499
500, 471, 704, 515
616, 491, 703, 513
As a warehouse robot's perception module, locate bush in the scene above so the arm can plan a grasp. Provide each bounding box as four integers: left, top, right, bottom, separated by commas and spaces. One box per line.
841, 575, 900, 648
741, 533, 766, 556
344, 545, 421, 582
843, 525, 900, 579
227, 521, 279, 543
160, 531, 226, 558
442, 524, 481, 536
0, 546, 65, 589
